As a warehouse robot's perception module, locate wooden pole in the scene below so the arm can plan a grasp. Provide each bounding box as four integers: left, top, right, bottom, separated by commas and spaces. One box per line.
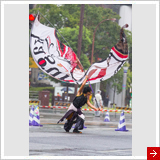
74, 4, 85, 96
91, 18, 116, 64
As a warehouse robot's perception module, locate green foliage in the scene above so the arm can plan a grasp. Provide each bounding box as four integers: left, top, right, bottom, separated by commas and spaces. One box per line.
83, 5, 121, 62
30, 4, 131, 64
30, 4, 132, 86
93, 23, 121, 61
80, 53, 91, 70
30, 4, 121, 60
126, 67, 132, 89
30, 4, 63, 29
58, 26, 91, 70
60, 4, 81, 28
58, 25, 92, 54
29, 86, 54, 92
106, 62, 132, 94
29, 86, 54, 103
110, 68, 123, 94
83, 5, 120, 33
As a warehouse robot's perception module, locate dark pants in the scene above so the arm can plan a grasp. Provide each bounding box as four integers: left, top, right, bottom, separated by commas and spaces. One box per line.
64, 115, 84, 132
74, 116, 84, 130
63, 104, 85, 132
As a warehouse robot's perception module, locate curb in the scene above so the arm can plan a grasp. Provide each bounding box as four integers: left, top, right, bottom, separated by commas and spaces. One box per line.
40, 121, 132, 127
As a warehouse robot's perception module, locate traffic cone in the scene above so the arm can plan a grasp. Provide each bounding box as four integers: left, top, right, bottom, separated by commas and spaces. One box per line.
29, 105, 34, 126
32, 106, 43, 127
104, 111, 110, 122
115, 111, 128, 131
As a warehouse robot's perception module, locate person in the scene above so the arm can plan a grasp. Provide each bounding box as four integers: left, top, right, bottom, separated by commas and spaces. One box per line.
57, 92, 61, 97
57, 75, 100, 133
104, 95, 109, 107
94, 90, 103, 117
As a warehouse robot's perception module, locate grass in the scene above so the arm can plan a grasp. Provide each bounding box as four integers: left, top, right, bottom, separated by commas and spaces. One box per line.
29, 86, 54, 92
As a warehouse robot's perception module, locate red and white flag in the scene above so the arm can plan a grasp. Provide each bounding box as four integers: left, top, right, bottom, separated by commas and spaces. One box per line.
30, 15, 128, 84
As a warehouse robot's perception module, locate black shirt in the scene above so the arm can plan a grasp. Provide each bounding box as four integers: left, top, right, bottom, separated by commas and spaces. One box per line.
73, 94, 87, 109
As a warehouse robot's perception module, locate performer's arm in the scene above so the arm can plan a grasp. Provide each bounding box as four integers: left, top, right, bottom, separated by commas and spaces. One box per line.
87, 100, 99, 111
77, 75, 88, 96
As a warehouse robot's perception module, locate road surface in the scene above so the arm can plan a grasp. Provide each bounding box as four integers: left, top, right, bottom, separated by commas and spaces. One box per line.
29, 124, 132, 156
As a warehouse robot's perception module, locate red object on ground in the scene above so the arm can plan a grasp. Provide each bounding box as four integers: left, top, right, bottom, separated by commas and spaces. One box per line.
147, 147, 160, 160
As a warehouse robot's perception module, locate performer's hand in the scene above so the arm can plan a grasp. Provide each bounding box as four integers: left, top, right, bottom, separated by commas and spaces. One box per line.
95, 108, 99, 111
85, 75, 88, 79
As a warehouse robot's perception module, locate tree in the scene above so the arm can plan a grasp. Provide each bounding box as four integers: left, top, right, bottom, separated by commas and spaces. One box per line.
102, 62, 132, 104
29, 4, 132, 86
58, 26, 92, 54
29, 4, 64, 29
58, 26, 92, 70
80, 53, 91, 70
30, 4, 130, 65
82, 5, 121, 62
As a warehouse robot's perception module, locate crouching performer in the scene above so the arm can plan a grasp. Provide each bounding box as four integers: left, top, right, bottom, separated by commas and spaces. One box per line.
57, 76, 100, 133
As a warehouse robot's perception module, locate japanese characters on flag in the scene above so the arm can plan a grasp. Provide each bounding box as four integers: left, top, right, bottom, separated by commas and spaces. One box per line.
30, 15, 128, 84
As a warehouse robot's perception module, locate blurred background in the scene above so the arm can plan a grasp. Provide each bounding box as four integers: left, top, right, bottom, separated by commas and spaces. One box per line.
29, 4, 132, 110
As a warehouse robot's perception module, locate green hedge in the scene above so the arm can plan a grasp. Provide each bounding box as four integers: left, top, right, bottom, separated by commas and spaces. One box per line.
29, 86, 54, 92
29, 87, 55, 103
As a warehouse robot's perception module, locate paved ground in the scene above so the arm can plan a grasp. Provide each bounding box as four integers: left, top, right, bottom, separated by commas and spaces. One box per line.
29, 125, 132, 156
29, 108, 132, 156
39, 108, 132, 125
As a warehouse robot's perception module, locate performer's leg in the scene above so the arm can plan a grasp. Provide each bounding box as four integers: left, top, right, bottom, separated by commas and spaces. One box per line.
73, 114, 85, 133
63, 104, 77, 132
64, 119, 74, 132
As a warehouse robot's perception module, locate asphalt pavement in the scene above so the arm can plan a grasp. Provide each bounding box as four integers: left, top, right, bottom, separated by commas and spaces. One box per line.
29, 108, 132, 156
38, 108, 132, 127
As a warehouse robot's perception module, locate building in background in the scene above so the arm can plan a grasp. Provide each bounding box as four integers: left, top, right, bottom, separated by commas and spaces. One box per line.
119, 5, 132, 31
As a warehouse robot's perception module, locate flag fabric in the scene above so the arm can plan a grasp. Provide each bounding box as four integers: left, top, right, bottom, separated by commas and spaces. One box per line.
30, 15, 128, 84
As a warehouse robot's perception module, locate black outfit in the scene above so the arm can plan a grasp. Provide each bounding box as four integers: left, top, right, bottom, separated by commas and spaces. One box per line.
57, 94, 87, 132
73, 94, 87, 109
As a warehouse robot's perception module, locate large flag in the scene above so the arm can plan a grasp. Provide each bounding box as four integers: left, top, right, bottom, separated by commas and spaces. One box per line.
30, 15, 128, 84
